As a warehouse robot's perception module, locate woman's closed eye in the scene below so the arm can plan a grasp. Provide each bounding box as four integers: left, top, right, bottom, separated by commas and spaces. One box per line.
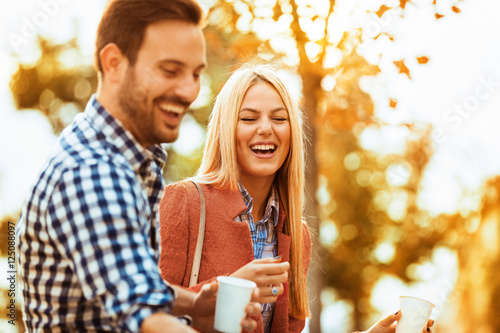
240, 117, 257, 122
273, 117, 288, 122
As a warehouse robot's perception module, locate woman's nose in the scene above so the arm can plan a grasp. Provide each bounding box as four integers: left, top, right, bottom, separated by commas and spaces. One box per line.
257, 120, 272, 135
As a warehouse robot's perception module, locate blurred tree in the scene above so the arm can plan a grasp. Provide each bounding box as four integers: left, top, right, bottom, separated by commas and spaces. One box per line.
435, 176, 500, 333
9, 37, 97, 134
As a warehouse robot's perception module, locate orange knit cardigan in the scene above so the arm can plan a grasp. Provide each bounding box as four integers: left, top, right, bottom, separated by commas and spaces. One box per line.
158, 180, 311, 333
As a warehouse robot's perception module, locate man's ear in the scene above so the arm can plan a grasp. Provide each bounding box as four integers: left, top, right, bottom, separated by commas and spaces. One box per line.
99, 43, 128, 82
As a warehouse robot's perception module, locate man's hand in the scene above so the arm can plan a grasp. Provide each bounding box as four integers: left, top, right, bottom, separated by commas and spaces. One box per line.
171, 282, 261, 333
360, 311, 434, 333
190, 282, 260, 332
141, 312, 197, 333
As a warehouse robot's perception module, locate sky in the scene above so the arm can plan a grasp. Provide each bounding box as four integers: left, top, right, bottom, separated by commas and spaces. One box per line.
1, 0, 500, 332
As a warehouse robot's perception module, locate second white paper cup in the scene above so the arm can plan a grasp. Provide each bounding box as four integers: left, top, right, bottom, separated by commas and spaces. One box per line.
214, 276, 257, 333
395, 296, 435, 333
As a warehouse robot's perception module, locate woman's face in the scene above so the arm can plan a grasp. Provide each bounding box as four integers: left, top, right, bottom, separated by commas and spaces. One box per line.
236, 81, 291, 184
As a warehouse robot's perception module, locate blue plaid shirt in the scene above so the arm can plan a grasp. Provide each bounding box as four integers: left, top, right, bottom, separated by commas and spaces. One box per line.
16, 95, 175, 332
236, 183, 279, 333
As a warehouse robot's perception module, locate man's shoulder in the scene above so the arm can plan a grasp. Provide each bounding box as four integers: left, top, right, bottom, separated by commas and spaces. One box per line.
30, 116, 136, 197
51, 114, 132, 173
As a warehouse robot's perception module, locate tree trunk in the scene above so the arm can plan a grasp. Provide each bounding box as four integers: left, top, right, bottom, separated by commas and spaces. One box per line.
301, 71, 323, 333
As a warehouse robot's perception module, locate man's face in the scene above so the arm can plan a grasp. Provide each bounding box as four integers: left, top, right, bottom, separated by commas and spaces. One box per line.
118, 20, 206, 147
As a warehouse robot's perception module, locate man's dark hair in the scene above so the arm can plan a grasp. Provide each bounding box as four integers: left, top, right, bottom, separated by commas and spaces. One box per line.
95, 0, 204, 74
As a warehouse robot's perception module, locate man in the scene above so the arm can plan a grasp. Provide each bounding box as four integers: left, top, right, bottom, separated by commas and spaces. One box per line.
16, 0, 258, 332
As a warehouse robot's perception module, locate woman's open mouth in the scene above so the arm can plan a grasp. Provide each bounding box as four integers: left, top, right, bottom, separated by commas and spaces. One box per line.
250, 144, 277, 157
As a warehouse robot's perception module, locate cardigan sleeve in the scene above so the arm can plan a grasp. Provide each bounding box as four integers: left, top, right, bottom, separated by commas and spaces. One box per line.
287, 222, 312, 333
158, 182, 191, 286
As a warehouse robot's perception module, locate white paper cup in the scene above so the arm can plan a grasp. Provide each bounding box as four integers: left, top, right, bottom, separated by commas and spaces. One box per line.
396, 296, 435, 333
214, 276, 257, 333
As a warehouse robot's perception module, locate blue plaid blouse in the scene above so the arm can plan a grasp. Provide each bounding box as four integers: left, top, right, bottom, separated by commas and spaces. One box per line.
16, 95, 175, 332
236, 182, 279, 333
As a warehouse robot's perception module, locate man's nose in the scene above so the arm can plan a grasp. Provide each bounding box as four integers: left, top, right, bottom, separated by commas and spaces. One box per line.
172, 75, 201, 104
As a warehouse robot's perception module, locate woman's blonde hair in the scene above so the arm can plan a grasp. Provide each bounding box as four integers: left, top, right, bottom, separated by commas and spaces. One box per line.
195, 63, 309, 318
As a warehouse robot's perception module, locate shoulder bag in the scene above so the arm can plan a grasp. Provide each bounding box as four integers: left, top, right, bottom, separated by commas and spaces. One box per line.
189, 180, 206, 287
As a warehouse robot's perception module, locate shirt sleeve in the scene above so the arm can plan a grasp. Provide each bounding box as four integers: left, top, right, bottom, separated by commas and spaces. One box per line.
46, 161, 175, 332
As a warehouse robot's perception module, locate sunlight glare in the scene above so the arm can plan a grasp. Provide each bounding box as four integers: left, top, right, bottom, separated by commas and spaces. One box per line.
387, 189, 408, 221
374, 241, 395, 264
320, 221, 338, 247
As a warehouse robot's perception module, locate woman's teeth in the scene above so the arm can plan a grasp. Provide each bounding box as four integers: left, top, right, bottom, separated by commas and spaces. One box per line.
251, 144, 276, 153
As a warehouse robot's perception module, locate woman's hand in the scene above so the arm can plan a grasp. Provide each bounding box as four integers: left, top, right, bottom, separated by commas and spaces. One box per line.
230, 257, 290, 304
360, 311, 434, 333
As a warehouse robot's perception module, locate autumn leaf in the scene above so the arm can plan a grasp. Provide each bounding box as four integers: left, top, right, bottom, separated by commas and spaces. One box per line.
452, 6, 461, 13
403, 123, 415, 131
399, 0, 411, 9
375, 32, 395, 41
393, 60, 411, 79
376, 5, 391, 18
416, 56, 429, 64
389, 98, 398, 108
435, 13, 444, 19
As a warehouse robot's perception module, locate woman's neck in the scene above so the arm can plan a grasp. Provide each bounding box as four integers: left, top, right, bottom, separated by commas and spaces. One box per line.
240, 176, 274, 222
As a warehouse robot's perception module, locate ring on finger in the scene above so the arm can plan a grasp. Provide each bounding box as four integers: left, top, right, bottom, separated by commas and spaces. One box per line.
271, 286, 278, 296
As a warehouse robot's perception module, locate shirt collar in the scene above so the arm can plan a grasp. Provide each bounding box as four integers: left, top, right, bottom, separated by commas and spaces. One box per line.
237, 182, 279, 226
85, 95, 167, 171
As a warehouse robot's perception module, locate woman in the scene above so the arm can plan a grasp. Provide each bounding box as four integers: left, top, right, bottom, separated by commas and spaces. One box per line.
158, 64, 434, 333
159, 64, 310, 332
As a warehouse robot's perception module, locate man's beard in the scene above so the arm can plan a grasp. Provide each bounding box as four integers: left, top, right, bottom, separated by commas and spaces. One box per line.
116, 68, 157, 145
118, 68, 146, 118
116, 67, 192, 145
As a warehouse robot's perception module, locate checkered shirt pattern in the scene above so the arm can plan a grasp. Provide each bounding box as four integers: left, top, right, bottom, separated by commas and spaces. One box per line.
236, 182, 279, 333
16, 95, 175, 332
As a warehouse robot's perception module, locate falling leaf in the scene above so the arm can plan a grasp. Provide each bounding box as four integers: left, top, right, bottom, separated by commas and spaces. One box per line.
416, 56, 429, 64
399, 0, 411, 9
377, 32, 395, 41
393, 60, 411, 79
376, 5, 391, 18
452, 6, 461, 13
403, 123, 415, 131
432, 0, 437, 4
389, 98, 398, 108
435, 13, 444, 19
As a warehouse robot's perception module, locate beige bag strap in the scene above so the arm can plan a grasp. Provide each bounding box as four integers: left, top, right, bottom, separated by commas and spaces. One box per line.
189, 180, 206, 287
